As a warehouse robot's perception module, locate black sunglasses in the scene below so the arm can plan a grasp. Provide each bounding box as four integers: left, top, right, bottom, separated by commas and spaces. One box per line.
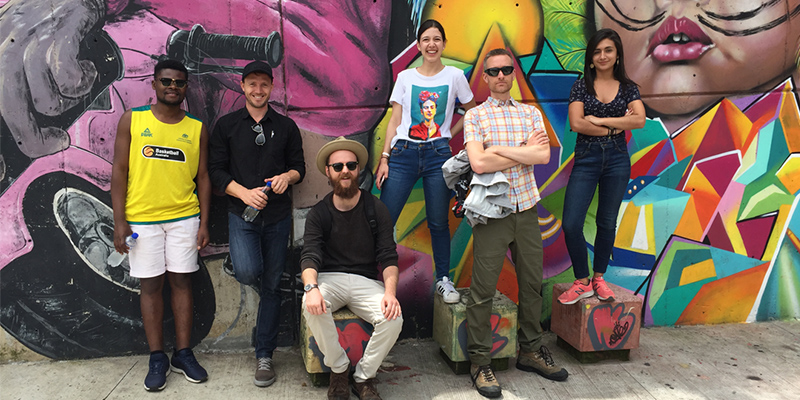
252, 123, 265, 146
327, 161, 358, 172
158, 78, 188, 88
484, 66, 514, 77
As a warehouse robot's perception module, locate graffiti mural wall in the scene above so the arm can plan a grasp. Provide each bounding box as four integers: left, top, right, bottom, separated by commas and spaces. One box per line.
1, 0, 798, 360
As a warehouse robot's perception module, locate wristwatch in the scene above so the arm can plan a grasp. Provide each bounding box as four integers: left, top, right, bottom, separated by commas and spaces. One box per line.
304, 283, 319, 292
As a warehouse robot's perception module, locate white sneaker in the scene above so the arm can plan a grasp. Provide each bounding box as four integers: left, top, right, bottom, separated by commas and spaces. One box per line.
436, 277, 460, 304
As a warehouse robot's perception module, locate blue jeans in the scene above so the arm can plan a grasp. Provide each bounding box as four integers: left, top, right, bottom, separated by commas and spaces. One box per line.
380, 138, 453, 281
228, 212, 291, 359
562, 134, 630, 279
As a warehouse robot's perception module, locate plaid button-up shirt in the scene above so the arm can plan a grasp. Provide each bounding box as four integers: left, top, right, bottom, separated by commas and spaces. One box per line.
463, 96, 544, 212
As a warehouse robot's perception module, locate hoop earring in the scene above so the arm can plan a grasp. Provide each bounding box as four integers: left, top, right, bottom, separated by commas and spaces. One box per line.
590, 63, 595, 69
616, 59, 619, 65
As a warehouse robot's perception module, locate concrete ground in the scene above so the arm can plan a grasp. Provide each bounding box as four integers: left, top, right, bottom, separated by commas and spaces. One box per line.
1, 320, 798, 400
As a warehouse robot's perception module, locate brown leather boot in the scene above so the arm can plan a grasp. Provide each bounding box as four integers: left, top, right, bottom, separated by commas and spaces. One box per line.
351, 378, 381, 400
327, 365, 350, 400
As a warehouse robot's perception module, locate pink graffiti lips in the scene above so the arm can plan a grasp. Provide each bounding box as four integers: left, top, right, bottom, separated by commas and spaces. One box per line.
648, 17, 714, 63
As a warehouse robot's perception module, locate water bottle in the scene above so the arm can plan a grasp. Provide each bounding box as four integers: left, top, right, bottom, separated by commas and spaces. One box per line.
242, 181, 272, 222
107, 233, 139, 267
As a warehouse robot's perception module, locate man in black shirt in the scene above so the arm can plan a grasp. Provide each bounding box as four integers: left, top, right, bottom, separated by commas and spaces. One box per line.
208, 61, 305, 387
301, 137, 401, 400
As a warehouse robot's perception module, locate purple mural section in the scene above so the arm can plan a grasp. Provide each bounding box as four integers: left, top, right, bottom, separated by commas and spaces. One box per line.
0, 0, 392, 359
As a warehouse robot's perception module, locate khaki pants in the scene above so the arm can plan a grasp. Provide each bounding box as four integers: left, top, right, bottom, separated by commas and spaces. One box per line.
302, 272, 403, 382
466, 206, 544, 366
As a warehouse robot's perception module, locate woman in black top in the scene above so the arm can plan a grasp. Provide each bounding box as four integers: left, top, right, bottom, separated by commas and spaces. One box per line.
558, 28, 646, 305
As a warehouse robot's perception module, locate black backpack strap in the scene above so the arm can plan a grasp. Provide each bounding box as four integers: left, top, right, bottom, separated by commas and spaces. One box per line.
361, 189, 378, 238
314, 192, 334, 243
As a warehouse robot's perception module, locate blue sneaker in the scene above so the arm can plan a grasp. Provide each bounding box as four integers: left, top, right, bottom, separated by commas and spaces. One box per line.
144, 352, 170, 391
170, 348, 208, 383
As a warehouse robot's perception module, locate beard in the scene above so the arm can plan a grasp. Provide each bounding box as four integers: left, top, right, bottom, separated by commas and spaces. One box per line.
332, 173, 360, 199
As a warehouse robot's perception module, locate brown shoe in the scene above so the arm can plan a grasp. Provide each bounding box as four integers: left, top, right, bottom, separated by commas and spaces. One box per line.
470, 364, 501, 398
328, 365, 350, 400
254, 357, 276, 387
351, 378, 381, 400
516, 346, 568, 381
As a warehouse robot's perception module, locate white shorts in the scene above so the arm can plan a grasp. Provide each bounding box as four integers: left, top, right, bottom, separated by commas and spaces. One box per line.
129, 217, 200, 278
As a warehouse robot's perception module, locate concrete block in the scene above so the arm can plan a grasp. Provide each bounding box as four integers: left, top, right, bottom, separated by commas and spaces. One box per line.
300, 307, 373, 386
551, 282, 642, 358
432, 288, 517, 374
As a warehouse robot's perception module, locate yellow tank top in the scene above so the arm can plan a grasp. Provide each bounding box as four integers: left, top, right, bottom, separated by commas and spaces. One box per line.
126, 105, 202, 224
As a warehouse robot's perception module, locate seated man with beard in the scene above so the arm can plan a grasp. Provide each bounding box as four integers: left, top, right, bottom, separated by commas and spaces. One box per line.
300, 137, 403, 400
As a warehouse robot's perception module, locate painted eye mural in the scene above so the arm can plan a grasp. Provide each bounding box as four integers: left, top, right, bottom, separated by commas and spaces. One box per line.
1, 0, 799, 360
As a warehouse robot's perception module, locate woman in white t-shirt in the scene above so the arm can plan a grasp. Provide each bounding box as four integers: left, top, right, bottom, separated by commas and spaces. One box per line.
376, 19, 476, 304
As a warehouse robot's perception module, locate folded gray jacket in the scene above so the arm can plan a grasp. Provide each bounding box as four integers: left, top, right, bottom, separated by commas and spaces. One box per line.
442, 150, 514, 227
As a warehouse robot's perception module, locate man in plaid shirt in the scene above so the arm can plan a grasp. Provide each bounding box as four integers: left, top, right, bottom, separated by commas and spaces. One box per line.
462, 48, 568, 398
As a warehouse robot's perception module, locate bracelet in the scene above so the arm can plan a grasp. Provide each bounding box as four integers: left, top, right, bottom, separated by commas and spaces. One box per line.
381, 152, 390, 159
607, 127, 612, 136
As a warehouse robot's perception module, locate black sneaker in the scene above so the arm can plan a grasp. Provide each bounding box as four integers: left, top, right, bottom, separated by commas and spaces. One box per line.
171, 348, 208, 383
144, 352, 170, 391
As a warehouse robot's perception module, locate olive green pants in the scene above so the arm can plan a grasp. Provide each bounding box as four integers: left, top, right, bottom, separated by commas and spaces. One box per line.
466, 206, 543, 366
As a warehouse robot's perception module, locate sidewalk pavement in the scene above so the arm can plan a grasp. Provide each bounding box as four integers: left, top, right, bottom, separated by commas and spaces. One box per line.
1, 320, 798, 399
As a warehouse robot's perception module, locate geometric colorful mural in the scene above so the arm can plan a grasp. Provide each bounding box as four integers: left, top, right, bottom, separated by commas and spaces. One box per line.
385, 0, 800, 329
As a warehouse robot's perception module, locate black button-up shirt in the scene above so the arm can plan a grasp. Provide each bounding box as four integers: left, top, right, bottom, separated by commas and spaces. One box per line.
208, 106, 305, 224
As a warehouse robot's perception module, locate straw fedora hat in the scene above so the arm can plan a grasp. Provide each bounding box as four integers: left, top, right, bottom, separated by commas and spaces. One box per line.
315, 136, 369, 175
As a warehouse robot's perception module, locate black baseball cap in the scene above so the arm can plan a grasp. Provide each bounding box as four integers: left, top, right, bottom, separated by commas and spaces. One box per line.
242, 61, 273, 81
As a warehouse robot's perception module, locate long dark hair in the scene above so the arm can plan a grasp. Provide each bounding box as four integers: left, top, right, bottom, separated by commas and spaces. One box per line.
583, 28, 636, 96
417, 19, 446, 43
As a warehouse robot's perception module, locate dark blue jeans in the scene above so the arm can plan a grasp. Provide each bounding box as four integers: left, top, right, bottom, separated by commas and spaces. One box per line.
562, 134, 630, 279
380, 138, 452, 281
228, 212, 291, 359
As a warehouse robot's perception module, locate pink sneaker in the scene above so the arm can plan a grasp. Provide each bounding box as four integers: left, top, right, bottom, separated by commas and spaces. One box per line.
592, 277, 615, 301
557, 280, 594, 305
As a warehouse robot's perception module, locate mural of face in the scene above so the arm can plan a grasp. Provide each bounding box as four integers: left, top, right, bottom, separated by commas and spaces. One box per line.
421, 99, 437, 122
240, 72, 273, 110
595, 0, 800, 122
153, 68, 188, 106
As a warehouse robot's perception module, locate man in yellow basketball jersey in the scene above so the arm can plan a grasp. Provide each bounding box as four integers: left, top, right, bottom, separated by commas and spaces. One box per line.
111, 59, 211, 392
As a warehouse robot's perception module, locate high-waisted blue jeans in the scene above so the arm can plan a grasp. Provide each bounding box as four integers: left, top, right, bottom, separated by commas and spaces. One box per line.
380, 138, 452, 281
562, 133, 630, 279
